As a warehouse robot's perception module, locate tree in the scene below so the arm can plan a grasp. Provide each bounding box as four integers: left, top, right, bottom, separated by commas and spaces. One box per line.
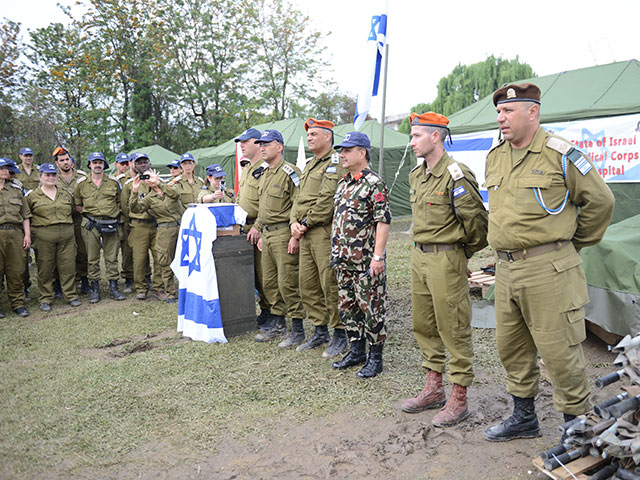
398, 56, 535, 133
309, 89, 358, 125
249, 0, 328, 121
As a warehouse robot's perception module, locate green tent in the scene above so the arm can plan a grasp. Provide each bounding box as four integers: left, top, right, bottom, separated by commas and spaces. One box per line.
581, 213, 640, 336
447, 59, 640, 224
194, 118, 415, 217
126, 144, 180, 175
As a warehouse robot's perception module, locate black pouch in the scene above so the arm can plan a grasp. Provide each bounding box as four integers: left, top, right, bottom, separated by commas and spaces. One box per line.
95, 221, 118, 234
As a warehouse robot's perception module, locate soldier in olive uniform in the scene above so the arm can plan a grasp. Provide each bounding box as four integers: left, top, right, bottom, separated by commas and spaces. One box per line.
114, 153, 134, 293
26, 163, 81, 311
74, 152, 126, 303
0, 158, 31, 317
482, 83, 615, 442
252, 130, 305, 341
176, 152, 205, 208
130, 169, 182, 303
17, 147, 39, 192
237, 128, 272, 330
286, 118, 347, 354
198, 164, 236, 203
330, 132, 391, 379
54, 147, 89, 294
167, 159, 182, 178
400, 112, 488, 428
121, 153, 162, 300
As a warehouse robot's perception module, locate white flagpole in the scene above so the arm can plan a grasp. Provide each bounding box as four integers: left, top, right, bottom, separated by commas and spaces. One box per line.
379, 42, 389, 175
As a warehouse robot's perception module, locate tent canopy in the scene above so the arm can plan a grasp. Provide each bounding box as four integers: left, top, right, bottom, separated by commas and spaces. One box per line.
449, 59, 640, 134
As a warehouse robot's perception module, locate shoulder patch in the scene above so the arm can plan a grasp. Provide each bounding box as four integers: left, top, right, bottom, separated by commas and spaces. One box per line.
452, 185, 467, 198
108, 175, 118, 181
330, 153, 339, 164
546, 137, 572, 155
326, 166, 337, 174
567, 149, 593, 176
11, 179, 23, 188
62, 187, 74, 197
125, 178, 134, 185
76, 176, 87, 184
115, 173, 126, 180
447, 162, 464, 181
282, 164, 300, 187
196, 176, 204, 183
76, 169, 87, 176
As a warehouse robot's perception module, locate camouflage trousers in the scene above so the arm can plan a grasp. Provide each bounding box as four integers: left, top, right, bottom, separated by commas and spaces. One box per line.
336, 268, 387, 345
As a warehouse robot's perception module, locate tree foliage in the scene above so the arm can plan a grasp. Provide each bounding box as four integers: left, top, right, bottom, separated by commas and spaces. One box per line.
398, 56, 535, 133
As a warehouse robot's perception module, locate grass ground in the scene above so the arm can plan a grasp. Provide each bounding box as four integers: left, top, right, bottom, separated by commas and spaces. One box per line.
0, 218, 518, 478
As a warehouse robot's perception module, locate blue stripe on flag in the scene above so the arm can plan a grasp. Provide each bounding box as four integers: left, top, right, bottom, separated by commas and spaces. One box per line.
208, 205, 237, 227
178, 289, 223, 329
445, 138, 494, 152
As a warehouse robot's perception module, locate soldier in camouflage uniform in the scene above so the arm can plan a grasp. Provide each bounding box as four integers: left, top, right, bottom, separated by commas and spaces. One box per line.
253, 129, 305, 342
483, 83, 615, 442
197, 164, 236, 203
400, 112, 488, 428
330, 132, 391, 379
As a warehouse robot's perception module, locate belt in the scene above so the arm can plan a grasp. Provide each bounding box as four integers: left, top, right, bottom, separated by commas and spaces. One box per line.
415, 242, 459, 253
131, 218, 154, 224
157, 221, 180, 228
263, 221, 290, 232
0, 224, 18, 230
496, 241, 570, 262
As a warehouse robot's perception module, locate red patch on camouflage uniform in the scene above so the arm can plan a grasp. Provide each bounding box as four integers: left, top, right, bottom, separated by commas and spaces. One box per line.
354, 172, 363, 181
375, 192, 385, 202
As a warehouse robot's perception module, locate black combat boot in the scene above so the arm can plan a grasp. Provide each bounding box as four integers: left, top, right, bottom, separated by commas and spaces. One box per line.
123, 278, 134, 294
278, 318, 306, 348
79, 276, 91, 295
89, 280, 101, 304
255, 315, 287, 342
54, 277, 64, 298
109, 280, 126, 301
256, 309, 271, 331
332, 337, 367, 369
296, 325, 330, 352
322, 328, 349, 358
356, 343, 383, 378
145, 274, 152, 290
483, 395, 541, 442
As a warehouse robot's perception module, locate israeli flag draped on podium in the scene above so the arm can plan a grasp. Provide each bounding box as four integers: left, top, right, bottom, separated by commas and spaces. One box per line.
353, 2, 388, 131
171, 204, 247, 343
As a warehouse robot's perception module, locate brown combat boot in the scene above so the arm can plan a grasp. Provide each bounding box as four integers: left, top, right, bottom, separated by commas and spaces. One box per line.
400, 369, 446, 413
432, 384, 469, 427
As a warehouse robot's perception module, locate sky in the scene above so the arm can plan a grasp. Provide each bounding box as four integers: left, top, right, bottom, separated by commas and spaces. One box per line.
5, 0, 640, 120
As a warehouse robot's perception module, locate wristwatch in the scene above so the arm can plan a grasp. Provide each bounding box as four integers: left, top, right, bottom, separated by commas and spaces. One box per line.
372, 254, 385, 261
300, 218, 308, 227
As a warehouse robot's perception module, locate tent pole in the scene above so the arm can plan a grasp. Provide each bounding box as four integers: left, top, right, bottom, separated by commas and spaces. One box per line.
379, 43, 389, 175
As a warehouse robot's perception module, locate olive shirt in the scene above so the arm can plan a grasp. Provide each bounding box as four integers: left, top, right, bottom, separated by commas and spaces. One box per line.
0, 181, 31, 224
26, 187, 74, 226
255, 159, 301, 231
176, 175, 205, 208
485, 127, 615, 251
129, 182, 183, 223
197, 185, 236, 203
237, 161, 265, 221
121, 179, 155, 221
74, 175, 121, 219
290, 149, 345, 228
56, 169, 87, 198
410, 151, 488, 256
17, 164, 40, 192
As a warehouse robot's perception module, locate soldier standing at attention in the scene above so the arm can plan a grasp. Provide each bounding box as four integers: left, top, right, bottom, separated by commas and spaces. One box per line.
237, 128, 272, 330
252, 130, 305, 342
54, 147, 89, 295
400, 112, 488, 427
330, 132, 391, 378
198, 164, 236, 203
286, 118, 347, 355
121, 153, 162, 300
16, 147, 39, 192
26, 163, 81, 311
482, 83, 615, 441
74, 152, 126, 303
130, 169, 182, 303
176, 152, 204, 209
114, 153, 134, 293
0, 158, 31, 317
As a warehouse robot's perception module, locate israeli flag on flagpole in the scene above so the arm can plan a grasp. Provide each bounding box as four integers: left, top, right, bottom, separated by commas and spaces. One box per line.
171, 204, 227, 343
353, 2, 388, 131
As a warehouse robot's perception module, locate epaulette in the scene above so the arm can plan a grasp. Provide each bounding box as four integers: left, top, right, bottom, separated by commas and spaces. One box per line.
125, 178, 134, 185
547, 136, 592, 175
197, 176, 204, 183
76, 176, 87, 184
330, 152, 340, 164
282, 163, 300, 187
61, 187, 74, 197
410, 161, 423, 174
252, 163, 268, 179
487, 138, 505, 155
76, 169, 87, 176
167, 176, 180, 187
11, 179, 23, 188
115, 173, 126, 180
108, 175, 118, 181
447, 162, 464, 181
